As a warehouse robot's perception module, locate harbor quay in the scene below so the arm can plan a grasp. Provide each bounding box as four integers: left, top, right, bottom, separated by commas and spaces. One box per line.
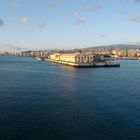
37, 52, 120, 68
45, 58, 120, 68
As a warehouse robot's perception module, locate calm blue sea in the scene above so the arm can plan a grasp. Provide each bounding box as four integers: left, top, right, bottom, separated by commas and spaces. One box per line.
0, 56, 140, 140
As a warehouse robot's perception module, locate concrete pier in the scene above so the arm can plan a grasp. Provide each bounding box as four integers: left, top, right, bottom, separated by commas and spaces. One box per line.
44, 59, 120, 68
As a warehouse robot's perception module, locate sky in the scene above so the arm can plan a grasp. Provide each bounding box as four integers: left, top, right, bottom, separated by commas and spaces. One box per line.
0, 0, 140, 50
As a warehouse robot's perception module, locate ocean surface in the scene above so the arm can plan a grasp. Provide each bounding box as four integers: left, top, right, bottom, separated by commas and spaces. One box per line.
0, 56, 140, 140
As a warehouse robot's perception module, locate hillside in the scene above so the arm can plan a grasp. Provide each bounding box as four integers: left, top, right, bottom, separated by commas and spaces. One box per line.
87, 44, 140, 50
0, 44, 27, 53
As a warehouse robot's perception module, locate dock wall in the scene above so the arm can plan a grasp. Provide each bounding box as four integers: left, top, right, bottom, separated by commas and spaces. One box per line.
44, 59, 120, 68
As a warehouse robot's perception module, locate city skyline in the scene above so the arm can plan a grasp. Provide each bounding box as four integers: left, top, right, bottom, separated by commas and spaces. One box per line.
0, 0, 140, 49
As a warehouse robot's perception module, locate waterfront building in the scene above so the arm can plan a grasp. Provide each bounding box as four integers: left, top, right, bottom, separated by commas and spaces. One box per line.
59, 53, 80, 63
49, 52, 100, 64
60, 53, 95, 63
112, 49, 120, 56
76, 52, 95, 63
127, 49, 136, 57
120, 49, 128, 57
49, 53, 61, 60
137, 52, 140, 57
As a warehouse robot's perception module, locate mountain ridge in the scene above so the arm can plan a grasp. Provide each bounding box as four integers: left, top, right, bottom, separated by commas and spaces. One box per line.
0, 44, 27, 53
86, 44, 140, 49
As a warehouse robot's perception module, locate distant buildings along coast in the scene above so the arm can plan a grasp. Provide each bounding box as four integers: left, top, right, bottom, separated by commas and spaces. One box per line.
1, 47, 140, 61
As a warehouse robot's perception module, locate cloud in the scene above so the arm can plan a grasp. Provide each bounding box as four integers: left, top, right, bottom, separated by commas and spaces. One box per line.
10, 2, 20, 10
127, 42, 140, 45
33, 22, 47, 30
86, 4, 101, 12
36, 23, 47, 29
9, 0, 23, 10
74, 12, 86, 25
23, 22, 47, 34
0, 19, 4, 27
129, 16, 140, 22
101, 34, 107, 38
47, 0, 64, 11
134, 0, 140, 2
20, 17, 29, 24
